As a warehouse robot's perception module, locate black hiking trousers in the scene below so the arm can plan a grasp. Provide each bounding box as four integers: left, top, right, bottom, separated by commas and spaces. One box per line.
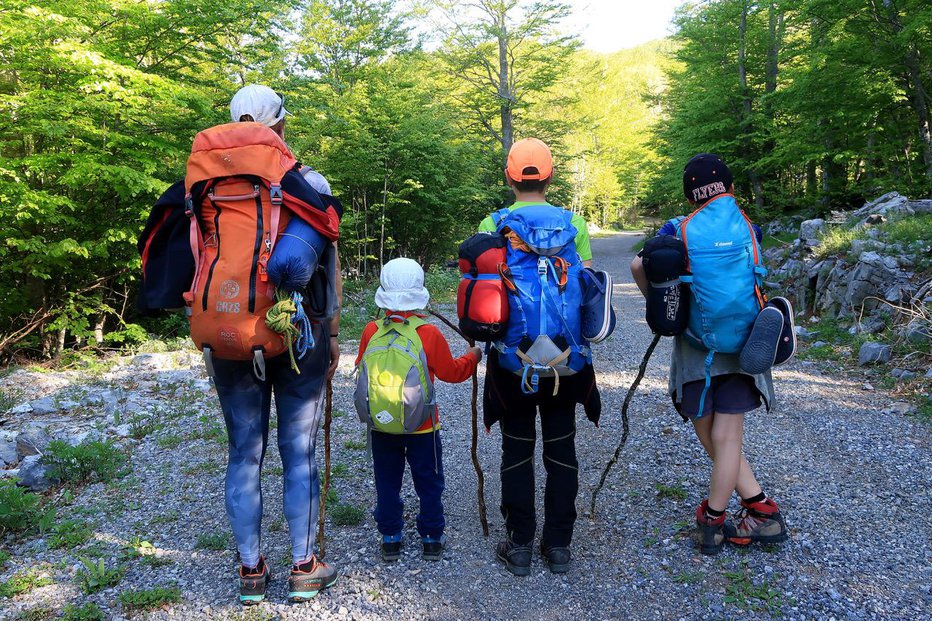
498, 376, 579, 548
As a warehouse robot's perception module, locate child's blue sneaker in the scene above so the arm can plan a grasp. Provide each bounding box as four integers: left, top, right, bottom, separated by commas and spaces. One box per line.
381, 533, 402, 562
421, 535, 446, 561
581, 268, 616, 343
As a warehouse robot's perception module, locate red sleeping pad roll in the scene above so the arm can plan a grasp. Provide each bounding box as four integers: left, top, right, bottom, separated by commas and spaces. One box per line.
457, 232, 509, 342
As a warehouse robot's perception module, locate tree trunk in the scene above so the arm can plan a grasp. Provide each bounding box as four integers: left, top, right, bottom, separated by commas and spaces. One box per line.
497, 12, 513, 154
93, 315, 105, 346
738, 1, 763, 209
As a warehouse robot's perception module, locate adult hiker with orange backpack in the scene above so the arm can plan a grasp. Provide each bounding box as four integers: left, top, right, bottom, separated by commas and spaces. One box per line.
138, 85, 342, 604
630, 153, 793, 555
470, 138, 610, 576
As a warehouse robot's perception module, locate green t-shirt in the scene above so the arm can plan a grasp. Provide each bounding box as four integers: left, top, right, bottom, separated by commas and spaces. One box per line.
478, 201, 593, 262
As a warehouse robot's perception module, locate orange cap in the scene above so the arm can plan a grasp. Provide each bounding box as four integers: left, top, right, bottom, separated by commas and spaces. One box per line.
506, 138, 553, 182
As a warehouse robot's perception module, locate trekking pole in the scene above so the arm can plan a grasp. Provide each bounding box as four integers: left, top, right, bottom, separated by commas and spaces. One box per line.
590, 333, 661, 518
317, 378, 333, 559
427, 308, 490, 537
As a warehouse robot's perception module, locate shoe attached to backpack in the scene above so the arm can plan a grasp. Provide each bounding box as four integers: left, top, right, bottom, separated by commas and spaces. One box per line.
490, 204, 590, 395
354, 315, 436, 434
724, 498, 789, 546
768, 296, 797, 366
739, 305, 784, 374
581, 268, 616, 343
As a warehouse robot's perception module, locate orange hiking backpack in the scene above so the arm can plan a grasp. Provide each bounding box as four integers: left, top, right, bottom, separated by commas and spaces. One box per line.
183, 123, 340, 373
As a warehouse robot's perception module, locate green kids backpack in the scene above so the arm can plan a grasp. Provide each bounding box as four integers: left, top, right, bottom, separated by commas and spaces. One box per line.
354, 316, 436, 434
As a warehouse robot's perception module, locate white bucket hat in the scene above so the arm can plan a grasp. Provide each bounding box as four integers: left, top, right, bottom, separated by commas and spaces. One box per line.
375, 258, 430, 311
230, 84, 288, 127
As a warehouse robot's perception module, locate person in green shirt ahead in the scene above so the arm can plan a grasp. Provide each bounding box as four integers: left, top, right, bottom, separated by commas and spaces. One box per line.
477, 151, 593, 266
480, 138, 600, 577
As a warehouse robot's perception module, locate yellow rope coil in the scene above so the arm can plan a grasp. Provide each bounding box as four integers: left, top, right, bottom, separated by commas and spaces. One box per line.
265, 290, 301, 373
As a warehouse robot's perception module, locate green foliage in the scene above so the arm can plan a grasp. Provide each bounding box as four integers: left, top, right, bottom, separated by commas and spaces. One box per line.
60, 603, 106, 621
0, 568, 53, 598
654, 482, 688, 501
329, 503, 366, 526
118, 586, 182, 612
883, 214, 932, 246
815, 226, 868, 259
723, 565, 784, 614
195, 532, 229, 551
76, 557, 124, 594
424, 266, 460, 305
48, 518, 93, 549
344, 438, 367, 450
13, 607, 54, 621
44, 440, 129, 486
0, 480, 53, 535
0, 549, 10, 567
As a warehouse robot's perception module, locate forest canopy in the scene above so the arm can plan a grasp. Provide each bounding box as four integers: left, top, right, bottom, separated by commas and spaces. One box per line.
0, 0, 929, 358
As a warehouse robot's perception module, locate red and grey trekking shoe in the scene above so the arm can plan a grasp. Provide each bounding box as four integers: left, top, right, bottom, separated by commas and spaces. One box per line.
724, 498, 788, 546
239, 556, 271, 605
695, 500, 726, 555
288, 556, 337, 602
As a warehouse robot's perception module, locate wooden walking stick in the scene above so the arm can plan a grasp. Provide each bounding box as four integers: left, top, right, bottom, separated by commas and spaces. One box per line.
427, 308, 490, 536
317, 378, 333, 558
590, 333, 661, 518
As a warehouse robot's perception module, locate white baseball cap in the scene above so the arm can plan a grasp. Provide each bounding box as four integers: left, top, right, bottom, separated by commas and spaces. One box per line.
229, 84, 288, 127
375, 258, 430, 311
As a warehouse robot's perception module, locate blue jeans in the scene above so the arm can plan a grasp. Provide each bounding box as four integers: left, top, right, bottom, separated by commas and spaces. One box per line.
370, 429, 445, 539
211, 323, 328, 567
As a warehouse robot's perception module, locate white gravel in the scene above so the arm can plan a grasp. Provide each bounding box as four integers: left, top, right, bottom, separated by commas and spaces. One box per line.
1, 232, 930, 620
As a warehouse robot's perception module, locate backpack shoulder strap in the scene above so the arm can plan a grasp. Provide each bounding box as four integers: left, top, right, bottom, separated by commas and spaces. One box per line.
490, 208, 512, 230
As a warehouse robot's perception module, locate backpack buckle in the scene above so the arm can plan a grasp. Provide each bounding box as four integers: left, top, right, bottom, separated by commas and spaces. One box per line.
537, 256, 548, 276
184, 193, 194, 217
269, 183, 283, 206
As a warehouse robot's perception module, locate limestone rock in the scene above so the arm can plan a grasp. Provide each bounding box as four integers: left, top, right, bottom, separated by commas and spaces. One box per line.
799, 219, 825, 243
17, 455, 53, 492
858, 342, 891, 366
16, 426, 51, 459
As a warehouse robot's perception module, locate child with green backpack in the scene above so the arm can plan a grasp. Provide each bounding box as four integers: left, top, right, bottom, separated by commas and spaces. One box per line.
354, 258, 481, 562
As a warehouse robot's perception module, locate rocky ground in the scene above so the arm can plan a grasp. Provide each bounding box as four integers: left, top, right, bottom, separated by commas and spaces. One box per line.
1, 232, 930, 620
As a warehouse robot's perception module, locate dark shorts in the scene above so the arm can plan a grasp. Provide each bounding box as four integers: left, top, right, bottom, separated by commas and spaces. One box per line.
674, 373, 762, 420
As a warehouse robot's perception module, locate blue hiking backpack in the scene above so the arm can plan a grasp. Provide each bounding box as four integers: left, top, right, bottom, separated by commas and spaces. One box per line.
672, 194, 767, 413
492, 204, 590, 395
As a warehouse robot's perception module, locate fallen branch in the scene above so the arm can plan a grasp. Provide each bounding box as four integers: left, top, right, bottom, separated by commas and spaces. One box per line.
427, 307, 489, 537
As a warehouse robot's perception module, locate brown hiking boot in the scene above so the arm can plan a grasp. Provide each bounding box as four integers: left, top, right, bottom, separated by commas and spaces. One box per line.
724, 498, 788, 545
695, 499, 725, 555
288, 556, 337, 602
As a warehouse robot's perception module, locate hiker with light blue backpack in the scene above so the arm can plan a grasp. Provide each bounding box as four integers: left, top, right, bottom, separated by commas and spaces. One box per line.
631, 153, 794, 556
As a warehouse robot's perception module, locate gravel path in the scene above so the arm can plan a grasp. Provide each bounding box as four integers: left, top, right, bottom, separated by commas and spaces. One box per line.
2, 232, 930, 620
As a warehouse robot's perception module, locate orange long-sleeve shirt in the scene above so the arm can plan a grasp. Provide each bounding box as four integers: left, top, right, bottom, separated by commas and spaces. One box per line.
355, 311, 479, 432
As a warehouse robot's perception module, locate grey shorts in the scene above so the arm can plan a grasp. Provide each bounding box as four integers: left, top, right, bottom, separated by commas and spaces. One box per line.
674, 373, 762, 420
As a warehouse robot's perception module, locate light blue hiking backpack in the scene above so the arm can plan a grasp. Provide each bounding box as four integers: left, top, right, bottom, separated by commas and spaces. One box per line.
492, 204, 590, 395
672, 194, 767, 414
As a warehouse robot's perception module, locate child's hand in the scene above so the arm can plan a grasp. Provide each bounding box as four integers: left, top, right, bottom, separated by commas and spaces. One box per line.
470, 346, 483, 362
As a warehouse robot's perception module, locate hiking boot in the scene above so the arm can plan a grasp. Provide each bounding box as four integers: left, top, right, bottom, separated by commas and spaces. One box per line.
380, 533, 402, 563
239, 556, 270, 606
739, 305, 784, 374
695, 500, 726, 556
540, 543, 571, 574
422, 535, 446, 561
495, 539, 532, 577
288, 556, 337, 602
724, 498, 789, 546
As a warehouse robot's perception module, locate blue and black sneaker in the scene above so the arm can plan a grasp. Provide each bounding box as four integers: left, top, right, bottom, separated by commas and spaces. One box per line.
422, 535, 446, 561
239, 556, 270, 606
380, 533, 402, 562
581, 268, 616, 343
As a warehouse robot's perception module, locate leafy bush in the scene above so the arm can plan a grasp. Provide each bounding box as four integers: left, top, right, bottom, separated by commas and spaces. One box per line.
0, 480, 55, 535
424, 265, 460, 304
330, 503, 366, 526
815, 225, 867, 258
118, 586, 182, 612
883, 214, 932, 246
60, 603, 106, 621
12, 606, 54, 621
0, 568, 53, 598
76, 557, 124, 594
48, 519, 93, 549
195, 532, 229, 551
44, 440, 129, 486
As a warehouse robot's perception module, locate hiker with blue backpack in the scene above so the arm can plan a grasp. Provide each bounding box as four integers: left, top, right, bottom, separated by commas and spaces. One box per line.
630, 153, 794, 555
354, 258, 482, 562
469, 138, 613, 576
